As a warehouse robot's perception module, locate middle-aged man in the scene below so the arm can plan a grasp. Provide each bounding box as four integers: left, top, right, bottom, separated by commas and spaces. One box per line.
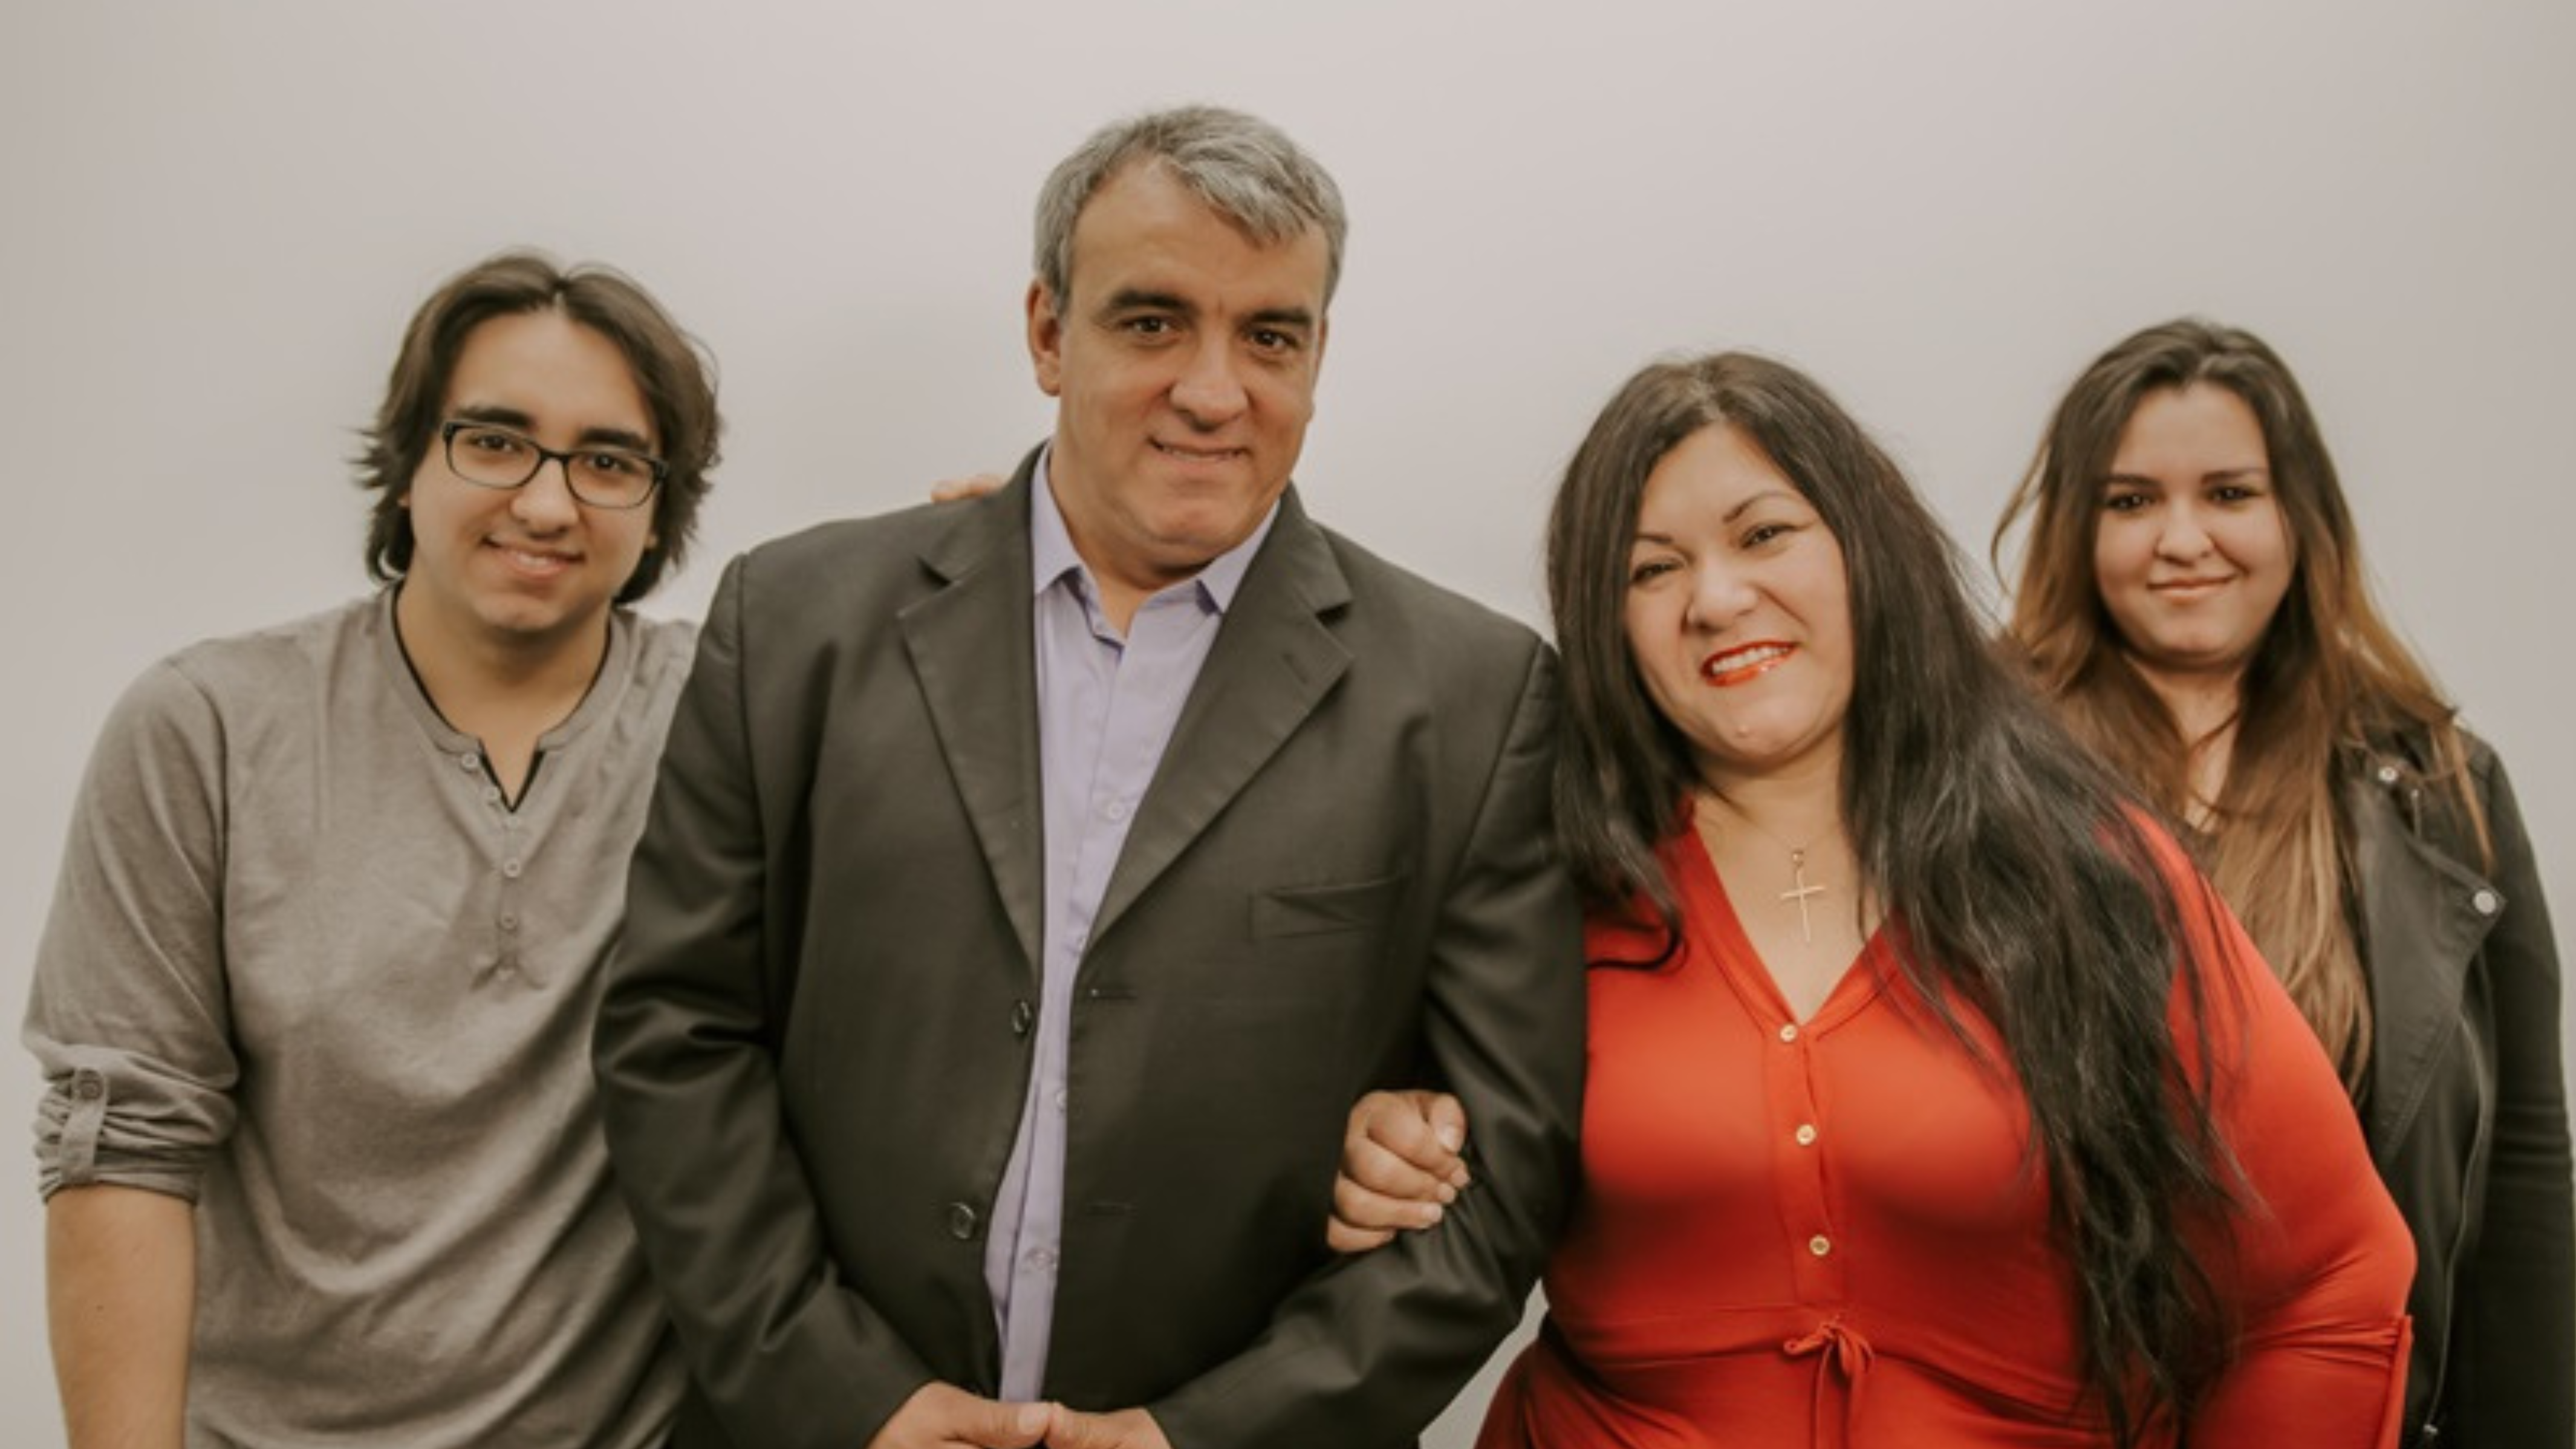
27, 252, 716, 1448
594, 105, 1586, 1449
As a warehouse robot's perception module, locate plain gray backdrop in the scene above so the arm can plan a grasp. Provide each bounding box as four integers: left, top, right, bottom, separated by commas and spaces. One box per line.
4, 2, 2569, 1441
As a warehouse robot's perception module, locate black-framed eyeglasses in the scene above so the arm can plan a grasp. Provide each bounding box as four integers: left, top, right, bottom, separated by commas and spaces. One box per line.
438, 420, 666, 511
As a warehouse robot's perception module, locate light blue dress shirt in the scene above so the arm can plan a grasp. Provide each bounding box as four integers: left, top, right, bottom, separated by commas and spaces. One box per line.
984, 452, 1279, 1401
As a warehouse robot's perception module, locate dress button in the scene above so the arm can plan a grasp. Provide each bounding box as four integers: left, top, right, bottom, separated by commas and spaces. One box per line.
501, 859, 524, 880
1809, 1234, 1832, 1257
1778, 1024, 1799, 1043
945, 1202, 979, 1240
1794, 1124, 1818, 1146
2471, 890, 2500, 917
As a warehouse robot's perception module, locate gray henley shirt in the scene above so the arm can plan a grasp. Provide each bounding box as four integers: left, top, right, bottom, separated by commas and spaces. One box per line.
25, 590, 693, 1448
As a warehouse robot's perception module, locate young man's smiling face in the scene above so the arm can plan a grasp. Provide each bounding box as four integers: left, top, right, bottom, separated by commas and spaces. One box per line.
397, 308, 659, 665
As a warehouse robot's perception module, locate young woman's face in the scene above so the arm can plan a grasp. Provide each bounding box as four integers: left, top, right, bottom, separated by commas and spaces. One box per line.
2090, 384, 2295, 691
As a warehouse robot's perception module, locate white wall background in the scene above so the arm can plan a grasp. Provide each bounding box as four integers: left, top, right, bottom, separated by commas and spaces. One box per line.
3, 1, 2569, 1439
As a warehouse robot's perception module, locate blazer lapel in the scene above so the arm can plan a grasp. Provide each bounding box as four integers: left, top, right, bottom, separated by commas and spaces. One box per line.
1090, 489, 1353, 943
901, 458, 1047, 975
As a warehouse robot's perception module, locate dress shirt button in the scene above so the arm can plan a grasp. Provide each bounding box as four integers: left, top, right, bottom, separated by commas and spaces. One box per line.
2377, 764, 2401, 786
1026, 1246, 1058, 1271
1011, 1000, 1036, 1037
1778, 1024, 1799, 1043
2471, 889, 2500, 917
1053, 1086, 1070, 1114
945, 1202, 979, 1240
501, 859, 524, 880
1102, 799, 1130, 823
1808, 1234, 1832, 1257
1794, 1123, 1818, 1147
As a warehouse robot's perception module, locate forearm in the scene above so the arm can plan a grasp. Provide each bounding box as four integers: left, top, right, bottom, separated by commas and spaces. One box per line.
47, 1184, 195, 1449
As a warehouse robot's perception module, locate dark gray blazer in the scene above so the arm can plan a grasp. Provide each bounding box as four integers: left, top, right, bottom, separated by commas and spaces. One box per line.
594, 461, 1585, 1449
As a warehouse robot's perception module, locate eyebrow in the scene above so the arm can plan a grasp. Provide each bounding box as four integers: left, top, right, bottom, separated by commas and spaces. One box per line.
449, 403, 656, 454
2100, 467, 2269, 488
1631, 489, 1807, 544
1098, 288, 1318, 335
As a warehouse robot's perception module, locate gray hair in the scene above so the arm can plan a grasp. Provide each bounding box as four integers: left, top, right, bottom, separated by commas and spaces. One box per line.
1033, 104, 1348, 308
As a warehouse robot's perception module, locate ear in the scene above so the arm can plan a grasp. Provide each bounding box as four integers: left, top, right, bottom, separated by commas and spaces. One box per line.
1026, 279, 1065, 398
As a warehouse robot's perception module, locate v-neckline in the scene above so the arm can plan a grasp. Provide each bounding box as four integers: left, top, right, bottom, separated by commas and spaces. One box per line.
1676, 825, 1891, 1034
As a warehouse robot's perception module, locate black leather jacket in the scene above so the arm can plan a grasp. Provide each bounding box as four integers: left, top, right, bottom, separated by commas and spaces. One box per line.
2348, 730, 2572, 1446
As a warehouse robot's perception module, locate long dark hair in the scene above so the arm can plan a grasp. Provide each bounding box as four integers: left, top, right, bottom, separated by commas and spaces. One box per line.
354, 250, 722, 604
1995, 318, 2483, 1086
1549, 351, 2239, 1443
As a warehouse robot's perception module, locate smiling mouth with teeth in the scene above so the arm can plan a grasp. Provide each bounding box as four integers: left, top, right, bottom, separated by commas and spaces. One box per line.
1701, 643, 1792, 685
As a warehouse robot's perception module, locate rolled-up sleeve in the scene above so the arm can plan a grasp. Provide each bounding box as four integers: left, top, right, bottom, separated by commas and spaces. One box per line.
25, 660, 240, 1200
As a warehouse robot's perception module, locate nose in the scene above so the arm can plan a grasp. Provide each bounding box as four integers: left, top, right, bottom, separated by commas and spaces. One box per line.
1683, 560, 1758, 631
511, 455, 581, 531
2153, 500, 2212, 561
1169, 336, 1249, 427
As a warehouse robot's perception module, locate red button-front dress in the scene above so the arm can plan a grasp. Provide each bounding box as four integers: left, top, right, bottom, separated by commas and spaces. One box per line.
1477, 827, 2413, 1448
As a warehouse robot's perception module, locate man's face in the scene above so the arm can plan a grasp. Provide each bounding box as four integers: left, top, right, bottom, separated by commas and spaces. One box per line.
397, 309, 659, 664
1027, 161, 1330, 601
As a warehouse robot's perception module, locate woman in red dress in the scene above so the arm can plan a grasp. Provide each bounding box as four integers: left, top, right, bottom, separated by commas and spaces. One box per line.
1334, 352, 2413, 1447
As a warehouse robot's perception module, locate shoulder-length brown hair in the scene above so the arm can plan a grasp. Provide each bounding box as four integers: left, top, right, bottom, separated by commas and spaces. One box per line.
354, 250, 721, 604
1995, 318, 2482, 1083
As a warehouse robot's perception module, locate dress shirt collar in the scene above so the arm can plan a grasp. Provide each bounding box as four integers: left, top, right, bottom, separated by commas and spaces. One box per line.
1027, 446, 1278, 615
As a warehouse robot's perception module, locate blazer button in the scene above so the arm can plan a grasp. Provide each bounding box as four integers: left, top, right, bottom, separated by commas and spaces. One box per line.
1011, 1000, 1035, 1037
946, 1202, 980, 1240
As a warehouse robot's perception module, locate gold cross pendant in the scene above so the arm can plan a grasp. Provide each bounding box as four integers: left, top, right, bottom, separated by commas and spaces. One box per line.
1780, 848, 1826, 945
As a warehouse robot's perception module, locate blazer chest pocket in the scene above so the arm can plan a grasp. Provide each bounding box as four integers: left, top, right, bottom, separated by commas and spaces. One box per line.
1252, 873, 1413, 939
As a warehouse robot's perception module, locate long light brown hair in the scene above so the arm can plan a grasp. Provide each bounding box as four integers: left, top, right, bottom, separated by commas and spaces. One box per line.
1995, 319, 2485, 1087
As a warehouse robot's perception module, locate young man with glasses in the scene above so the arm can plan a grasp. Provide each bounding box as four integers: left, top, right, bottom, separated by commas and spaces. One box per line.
26, 252, 718, 1448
